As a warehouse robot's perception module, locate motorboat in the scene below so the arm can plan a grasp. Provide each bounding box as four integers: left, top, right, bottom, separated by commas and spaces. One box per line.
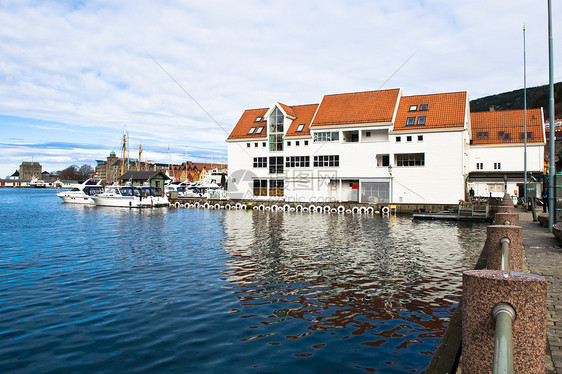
57, 179, 105, 204
30, 177, 47, 188
91, 186, 169, 208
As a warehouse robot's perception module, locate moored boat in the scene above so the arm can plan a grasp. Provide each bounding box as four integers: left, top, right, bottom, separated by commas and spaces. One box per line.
57, 179, 105, 204
91, 186, 169, 208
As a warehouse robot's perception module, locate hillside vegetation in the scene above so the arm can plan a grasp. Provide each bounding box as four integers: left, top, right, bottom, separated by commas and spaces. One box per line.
470, 82, 562, 119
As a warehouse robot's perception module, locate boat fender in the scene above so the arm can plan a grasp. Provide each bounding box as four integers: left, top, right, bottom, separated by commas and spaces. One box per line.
289, 207, 295, 212
338, 205, 345, 212
214, 204, 221, 209
316, 206, 323, 213
283, 204, 291, 211
194, 202, 200, 208
331, 208, 337, 213
367, 207, 374, 214
271, 204, 278, 211
296, 205, 303, 211
203, 203, 210, 209
345, 209, 351, 214
241, 204, 247, 210
302, 207, 309, 212
265, 206, 271, 211
308, 205, 316, 212
225, 204, 231, 210
359, 207, 367, 213
175, 202, 180, 209
381, 206, 390, 215
324, 205, 331, 212
352, 207, 360, 214
235, 203, 242, 209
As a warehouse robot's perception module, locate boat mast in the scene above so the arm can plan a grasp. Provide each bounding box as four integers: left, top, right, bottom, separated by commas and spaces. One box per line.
138, 143, 142, 172
121, 133, 127, 178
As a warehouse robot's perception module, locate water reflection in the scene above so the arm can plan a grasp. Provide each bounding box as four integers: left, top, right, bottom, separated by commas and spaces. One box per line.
223, 210, 486, 372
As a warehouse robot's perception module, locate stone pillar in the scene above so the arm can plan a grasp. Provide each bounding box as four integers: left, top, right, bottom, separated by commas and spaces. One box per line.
462, 270, 547, 374
484, 225, 523, 271
494, 212, 519, 226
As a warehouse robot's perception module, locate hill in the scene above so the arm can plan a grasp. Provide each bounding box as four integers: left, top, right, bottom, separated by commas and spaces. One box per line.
470, 82, 562, 119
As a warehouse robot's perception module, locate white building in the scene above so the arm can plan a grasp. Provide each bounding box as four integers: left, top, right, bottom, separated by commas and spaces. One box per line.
468, 108, 545, 199
227, 88, 544, 204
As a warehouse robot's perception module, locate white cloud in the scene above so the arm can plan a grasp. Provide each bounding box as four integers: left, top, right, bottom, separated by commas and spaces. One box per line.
0, 0, 560, 177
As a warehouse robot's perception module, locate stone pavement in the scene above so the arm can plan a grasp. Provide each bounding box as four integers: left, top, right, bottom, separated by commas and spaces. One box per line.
519, 209, 562, 373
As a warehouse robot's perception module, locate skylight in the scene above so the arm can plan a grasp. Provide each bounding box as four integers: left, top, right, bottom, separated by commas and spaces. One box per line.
248, 127, 256, 134
255, 117, 262, 122
296, 123, 305, 132
256, 126, 264, 134
420, 104, 428, 111
417, 116, 426, 125
406, 117, 415, 126
409, 105, 417, 111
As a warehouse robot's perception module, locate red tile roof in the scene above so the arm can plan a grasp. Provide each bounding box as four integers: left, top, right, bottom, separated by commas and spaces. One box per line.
310, 89, 400, 127
471, 109, 544, 145
227, 108, 268, 140
393, 92, 468, 132
285, 104, 319, 138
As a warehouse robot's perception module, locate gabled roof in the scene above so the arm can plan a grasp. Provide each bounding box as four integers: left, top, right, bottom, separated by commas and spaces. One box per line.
278, 102, 296, 119
118, 171, 170, 181
470, 108, 544, 145
310, 88, 400, 127
393, 91, 468, 132
227, 108, 268, 140
285, 104, 319, 137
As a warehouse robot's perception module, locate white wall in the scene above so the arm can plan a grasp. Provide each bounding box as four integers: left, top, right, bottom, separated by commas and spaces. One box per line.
469, 144, 544, 172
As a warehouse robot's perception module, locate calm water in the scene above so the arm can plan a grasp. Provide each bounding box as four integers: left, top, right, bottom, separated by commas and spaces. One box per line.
0, 188, 487, 373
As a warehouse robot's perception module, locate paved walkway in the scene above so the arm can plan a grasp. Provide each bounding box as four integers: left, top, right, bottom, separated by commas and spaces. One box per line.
519, 209, 562, 373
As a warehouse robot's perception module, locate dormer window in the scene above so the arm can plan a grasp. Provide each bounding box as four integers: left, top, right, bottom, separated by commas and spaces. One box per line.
417, 116, 426, 125
255, 117, 262, 122
256, 126, 264, 134
406, 117, 415, 126
409, 105, 418, 111
296, 123, 305, 132
248, 127, 256, 134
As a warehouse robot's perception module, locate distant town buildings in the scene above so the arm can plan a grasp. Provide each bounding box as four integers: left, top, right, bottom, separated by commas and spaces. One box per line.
18, 161, 42, 180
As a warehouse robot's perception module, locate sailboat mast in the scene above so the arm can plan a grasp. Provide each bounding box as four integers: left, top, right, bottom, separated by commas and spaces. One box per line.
121, 133, 126, 177
138, 144, 142, 172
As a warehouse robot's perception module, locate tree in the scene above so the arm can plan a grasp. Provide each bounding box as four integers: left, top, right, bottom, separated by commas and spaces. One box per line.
78, 164, 94, 179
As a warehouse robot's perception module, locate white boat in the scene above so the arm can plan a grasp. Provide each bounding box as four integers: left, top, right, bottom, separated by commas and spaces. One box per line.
57, 180, 105, 204
30, 177, 47, 188
91, 186, 169, 208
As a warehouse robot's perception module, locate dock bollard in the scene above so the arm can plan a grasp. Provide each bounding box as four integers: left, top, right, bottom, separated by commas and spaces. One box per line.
462, 270, 547, 374
484, 225, 523, 272
494, 212, 519, 226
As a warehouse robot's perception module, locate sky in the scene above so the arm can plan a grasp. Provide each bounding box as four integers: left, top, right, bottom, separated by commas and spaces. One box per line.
0, 0, 560, 178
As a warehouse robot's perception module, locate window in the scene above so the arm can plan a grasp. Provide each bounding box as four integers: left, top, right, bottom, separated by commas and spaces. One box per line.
396, 136, 401, 142
287, 141, 291, 147
248, 127, 256, 134
365, 131, 371, 137
253, 179, 267, 196
313, 155, 339, 167
498, 131, 504, 137
494, 162, 501, 170
269, 180, 284, 197
253, 157, 267, 168
296, 123, 305, 132
420, 104, 428, 111
254, 143, 258, 147
247, 143, 250, 148
313, 131, 339, 142
286, 156, 310, 168
476, 162, 483, 170
477, 132, 488, 138
504, 133, 510, 140
396, 153, 425, 167
269, 156, 284, 174
255, 117, 262, 122
295, 141, 300, 146
520, 132, 533, 139
418, 135, 423, 141
256, 126, 264, 134
406, 136, 412, 142
406, 117, 415, 126
269, 107, 284, 151
377, 154, 390, 167
262, 142, 266, 147
417, 116, 426, 125
409, 105, 418, 111
304, 140, 309, 146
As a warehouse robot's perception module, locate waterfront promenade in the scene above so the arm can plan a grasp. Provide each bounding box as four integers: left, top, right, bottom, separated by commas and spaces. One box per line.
520, 209, 562, 373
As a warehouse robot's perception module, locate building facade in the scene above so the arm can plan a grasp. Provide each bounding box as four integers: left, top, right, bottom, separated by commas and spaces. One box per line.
19, 161, 42, 180
227, 88, 545, 204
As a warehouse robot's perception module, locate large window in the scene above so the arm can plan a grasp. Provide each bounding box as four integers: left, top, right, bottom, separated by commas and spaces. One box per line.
286, 156, 310, 168
253, 157, 267, 168
253, 180, 268, 196
269, 180, 284, 197
395, 153, 425, 167
269, 107, 284, 151
313, 155, 340, 167
269, 156, 284, 174
313, 131, 339, 142
361, 182, 390, 203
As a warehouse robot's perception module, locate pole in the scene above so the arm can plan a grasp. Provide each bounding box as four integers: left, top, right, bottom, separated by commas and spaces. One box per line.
548, 0, 556, 231
523, 24, 527, 205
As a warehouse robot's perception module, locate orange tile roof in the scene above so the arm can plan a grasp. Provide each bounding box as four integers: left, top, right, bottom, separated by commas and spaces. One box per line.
227, 108, 268, 140
278, 102, 296, 118
393, 92, 468, 132
285, 104, 319, 137
471, 109, 544, 145
310, 88, 400, 127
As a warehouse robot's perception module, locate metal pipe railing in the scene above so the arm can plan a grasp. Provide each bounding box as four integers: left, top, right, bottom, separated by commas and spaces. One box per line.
500, 238, 510, 271
492, 303, 516, 374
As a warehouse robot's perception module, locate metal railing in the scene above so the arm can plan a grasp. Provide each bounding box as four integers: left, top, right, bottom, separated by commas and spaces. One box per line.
500, 238, 510, 271
492, 303, 516, 374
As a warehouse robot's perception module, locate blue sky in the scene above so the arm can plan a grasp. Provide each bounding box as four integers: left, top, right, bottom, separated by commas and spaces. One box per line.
0, 0, 560, 178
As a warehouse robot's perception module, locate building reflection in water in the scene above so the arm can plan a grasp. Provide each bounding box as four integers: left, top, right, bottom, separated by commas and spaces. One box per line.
222, 210, 486, 370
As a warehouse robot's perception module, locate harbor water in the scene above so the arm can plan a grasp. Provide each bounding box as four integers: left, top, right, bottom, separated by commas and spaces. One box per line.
0, 188, 487, 373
